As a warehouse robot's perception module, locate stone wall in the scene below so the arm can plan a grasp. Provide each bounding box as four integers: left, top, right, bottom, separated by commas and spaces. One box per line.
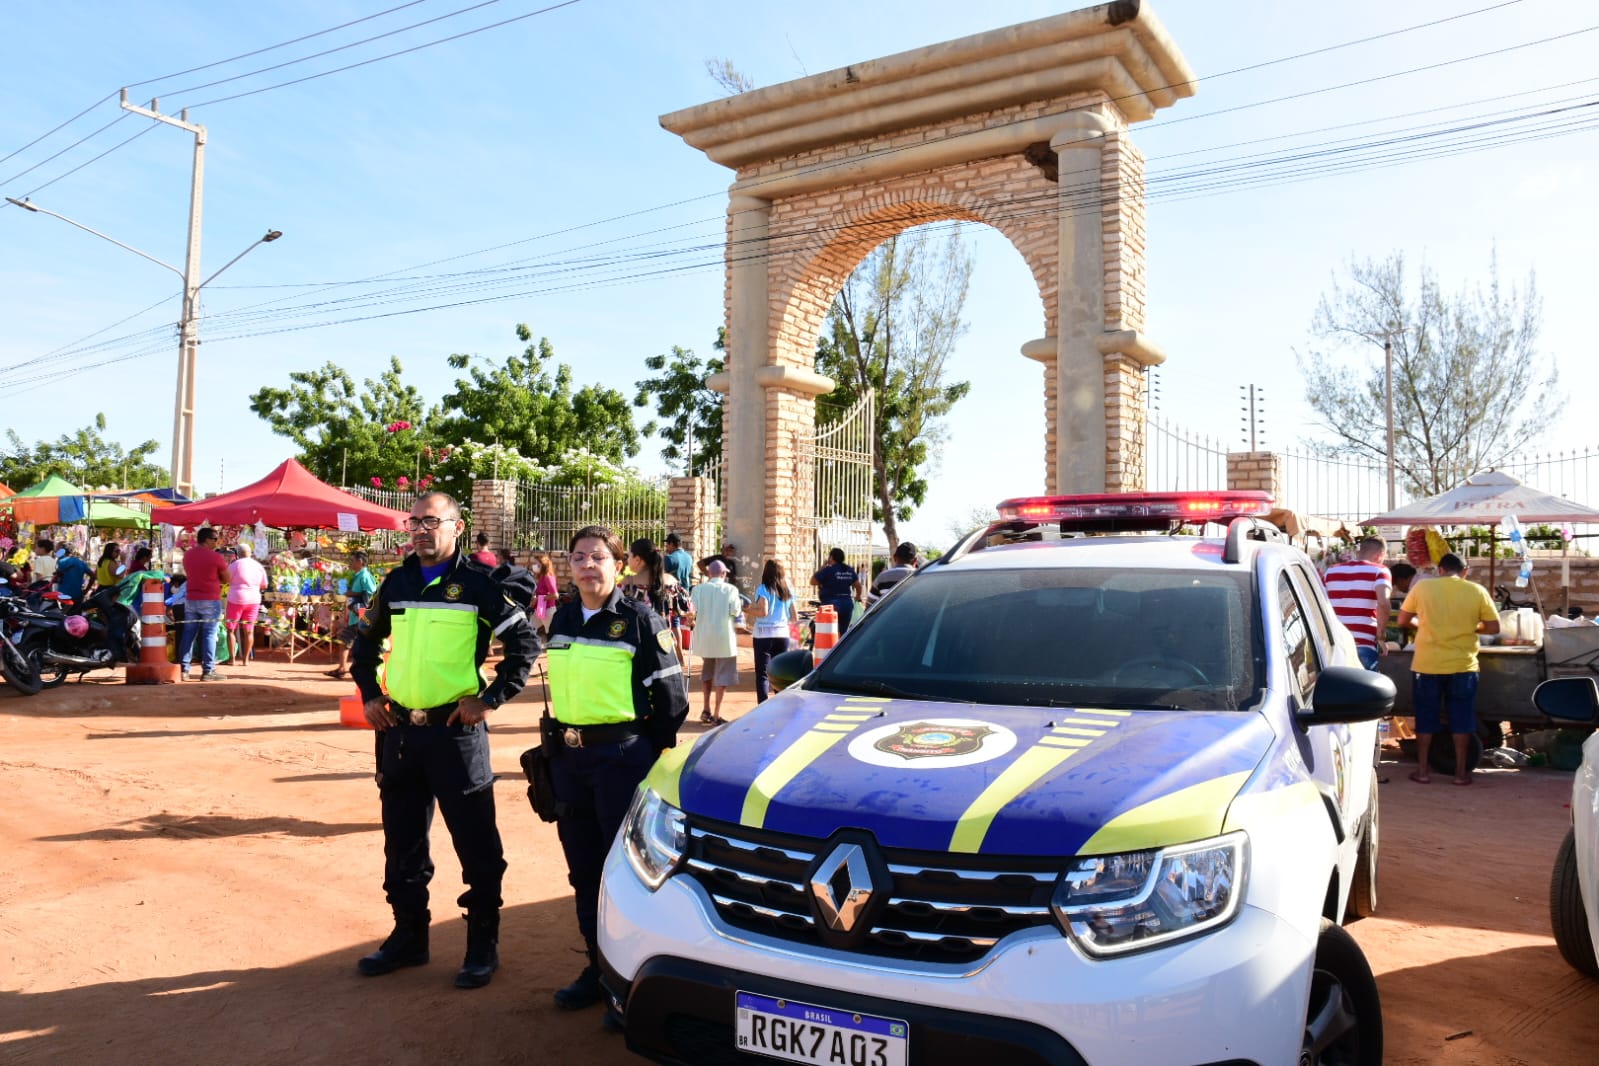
1226, 451, 1285, 500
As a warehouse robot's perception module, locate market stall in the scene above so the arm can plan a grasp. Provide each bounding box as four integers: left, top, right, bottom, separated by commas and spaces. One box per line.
1365, 470, 1599, 753
151, 459, 408, 664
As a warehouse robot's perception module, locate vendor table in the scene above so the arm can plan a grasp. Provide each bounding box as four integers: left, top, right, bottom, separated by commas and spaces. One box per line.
262, 592, 347, 663
1377, 645, 1544, 725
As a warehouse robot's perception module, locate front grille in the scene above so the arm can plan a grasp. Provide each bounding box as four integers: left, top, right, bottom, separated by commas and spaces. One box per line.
679, 818, 1062, 964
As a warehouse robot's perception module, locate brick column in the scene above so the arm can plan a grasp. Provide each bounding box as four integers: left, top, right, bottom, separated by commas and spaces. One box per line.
1226, 451, 1284, 502
470, 478, 517, 553
1021, 337, 1058, 492
667, 476, 717, 559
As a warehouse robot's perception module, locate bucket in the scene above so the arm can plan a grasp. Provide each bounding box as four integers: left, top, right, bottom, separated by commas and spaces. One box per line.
339, 693, 372, 729
1518, 607, 1543, 646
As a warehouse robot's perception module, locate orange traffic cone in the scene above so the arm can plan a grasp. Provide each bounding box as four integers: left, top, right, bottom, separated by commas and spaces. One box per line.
813, 604, 839, 667
126, 577, 180, 684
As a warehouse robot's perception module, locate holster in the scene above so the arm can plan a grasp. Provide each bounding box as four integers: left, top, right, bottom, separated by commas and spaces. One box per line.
519, 715, 567, 823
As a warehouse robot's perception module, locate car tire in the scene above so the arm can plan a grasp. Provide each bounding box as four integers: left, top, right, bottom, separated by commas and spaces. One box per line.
1, 638, 43, 696
1427, 732, 1483, 776
1346, 775, 1379, 922
1549, 827, 1599, 979
1302, 918, 1383, 1065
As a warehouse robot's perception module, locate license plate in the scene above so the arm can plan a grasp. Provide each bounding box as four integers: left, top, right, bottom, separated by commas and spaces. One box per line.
735, 991, 907, 1066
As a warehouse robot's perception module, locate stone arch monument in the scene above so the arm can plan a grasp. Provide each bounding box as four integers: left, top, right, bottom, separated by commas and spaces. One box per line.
660, 0, 1195, 580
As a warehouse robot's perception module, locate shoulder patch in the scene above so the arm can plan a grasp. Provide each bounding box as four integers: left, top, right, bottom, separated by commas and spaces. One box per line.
657, 629, 674, 652
608, 619, 628, 639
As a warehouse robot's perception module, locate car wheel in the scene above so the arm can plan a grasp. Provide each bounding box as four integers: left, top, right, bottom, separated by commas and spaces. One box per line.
1549, 827, 1599, 979
1346, 775, 1379, 922
1427, 732, 1483, 776
1301, 918, 1383, 1065
1, 638, 43, 696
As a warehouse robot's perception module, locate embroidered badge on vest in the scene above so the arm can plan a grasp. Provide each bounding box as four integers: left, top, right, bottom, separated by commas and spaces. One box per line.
445, 583, 462, 602
608, 619, 627, 639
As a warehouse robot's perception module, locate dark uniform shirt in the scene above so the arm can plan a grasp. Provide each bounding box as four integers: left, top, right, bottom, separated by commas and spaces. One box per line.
813, 562, 859, 601
545, 586, 688, 752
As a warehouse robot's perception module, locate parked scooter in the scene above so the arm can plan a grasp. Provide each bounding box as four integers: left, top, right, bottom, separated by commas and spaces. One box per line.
0, 571, 44, 695
13, 584, 141, 688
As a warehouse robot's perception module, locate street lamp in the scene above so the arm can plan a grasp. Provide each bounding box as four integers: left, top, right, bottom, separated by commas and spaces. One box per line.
6, 196, 279, 497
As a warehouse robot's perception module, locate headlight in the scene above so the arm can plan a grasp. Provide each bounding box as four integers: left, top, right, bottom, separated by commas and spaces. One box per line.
1051, 832, 1248, 957
622, 787, 687, 890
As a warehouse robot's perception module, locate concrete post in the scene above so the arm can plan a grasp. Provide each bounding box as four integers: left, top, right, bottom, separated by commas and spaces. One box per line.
1051, 111, 1113, 493
721, 194, 772, 585
470, 478, 518, 554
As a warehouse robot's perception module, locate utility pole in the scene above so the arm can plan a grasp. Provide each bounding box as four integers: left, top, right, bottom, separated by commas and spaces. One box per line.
1375, 327, 1409, 512
121, 90, 206, 500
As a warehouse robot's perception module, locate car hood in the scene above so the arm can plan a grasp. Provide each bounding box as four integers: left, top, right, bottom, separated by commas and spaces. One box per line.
658, 688, 1276, 857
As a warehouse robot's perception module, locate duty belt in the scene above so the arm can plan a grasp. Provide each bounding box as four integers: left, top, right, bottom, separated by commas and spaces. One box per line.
555, 721, 639, 748
392, 703, 457, 727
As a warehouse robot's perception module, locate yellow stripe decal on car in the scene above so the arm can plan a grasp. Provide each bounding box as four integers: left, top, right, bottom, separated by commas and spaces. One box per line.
948, 712, 1134, 852
643, 734, 707, 809
1079, 771, 1253, 855
740, 707, 883, 828
1071, 708, 1132, 718
949, 746, 1080, 853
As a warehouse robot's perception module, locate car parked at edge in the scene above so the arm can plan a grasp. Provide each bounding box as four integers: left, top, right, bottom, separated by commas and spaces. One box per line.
1532, 676, 1599, 977
598, 492, 1393, 1066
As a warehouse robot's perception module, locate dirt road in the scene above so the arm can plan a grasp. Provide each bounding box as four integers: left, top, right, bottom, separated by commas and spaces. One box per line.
2, 658, 1596, 1065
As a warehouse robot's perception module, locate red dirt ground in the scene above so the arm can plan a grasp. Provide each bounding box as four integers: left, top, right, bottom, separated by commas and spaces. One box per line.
2, 653, 1597, 1065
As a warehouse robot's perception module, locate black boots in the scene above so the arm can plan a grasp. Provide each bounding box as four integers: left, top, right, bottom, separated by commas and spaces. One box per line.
553, 941, 604, 1010
357, 909, 430, 976
454, 909, 500, 989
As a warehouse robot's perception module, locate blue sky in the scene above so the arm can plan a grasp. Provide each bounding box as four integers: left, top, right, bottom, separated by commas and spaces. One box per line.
3, 0, 1595, 546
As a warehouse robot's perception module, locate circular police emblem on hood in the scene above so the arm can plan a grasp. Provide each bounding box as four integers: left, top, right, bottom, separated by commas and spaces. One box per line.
848, 718, 1017, 769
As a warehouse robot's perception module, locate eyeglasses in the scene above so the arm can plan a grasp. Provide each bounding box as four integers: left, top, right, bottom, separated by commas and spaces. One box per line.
404, 516, 453, 532
568, 551, 615, 565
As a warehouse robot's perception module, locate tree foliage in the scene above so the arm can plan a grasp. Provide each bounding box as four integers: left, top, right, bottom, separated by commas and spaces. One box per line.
814, 225, 974, 547
433, 324, 639, 474
2, 413, 167, 489
250, 326, 640, 501
248, 356, 433, 488
634, 333, 724, 475
1299, 252, 1558, 498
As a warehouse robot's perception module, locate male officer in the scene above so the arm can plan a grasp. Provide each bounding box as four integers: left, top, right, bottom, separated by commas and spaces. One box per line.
351, 491, 539, 989
546, 523, 688, 1013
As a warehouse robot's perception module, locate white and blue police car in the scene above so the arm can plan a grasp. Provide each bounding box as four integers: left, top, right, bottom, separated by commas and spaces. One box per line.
598, 492, 1392, 1066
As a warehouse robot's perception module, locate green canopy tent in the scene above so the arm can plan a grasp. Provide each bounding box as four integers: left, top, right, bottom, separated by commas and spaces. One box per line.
0, 474, 150, 528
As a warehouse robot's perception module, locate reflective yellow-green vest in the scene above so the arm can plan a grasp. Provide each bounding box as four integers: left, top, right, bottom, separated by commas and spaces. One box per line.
382, 596, 482, 709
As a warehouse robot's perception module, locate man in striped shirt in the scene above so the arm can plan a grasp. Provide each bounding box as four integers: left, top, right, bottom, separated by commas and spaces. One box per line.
1322, 537, 1393, 669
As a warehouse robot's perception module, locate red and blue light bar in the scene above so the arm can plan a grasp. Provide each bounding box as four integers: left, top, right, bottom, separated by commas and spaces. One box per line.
995, 491, 1274, 525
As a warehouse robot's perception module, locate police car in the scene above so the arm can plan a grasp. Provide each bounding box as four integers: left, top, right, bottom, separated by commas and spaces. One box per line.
598, 492, 1393, 1065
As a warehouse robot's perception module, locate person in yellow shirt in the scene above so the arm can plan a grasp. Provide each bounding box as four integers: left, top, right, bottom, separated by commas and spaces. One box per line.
1397, 553, 1500, 786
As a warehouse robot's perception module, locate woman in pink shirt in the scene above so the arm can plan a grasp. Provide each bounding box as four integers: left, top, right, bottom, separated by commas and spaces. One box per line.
225, 546, 269, 666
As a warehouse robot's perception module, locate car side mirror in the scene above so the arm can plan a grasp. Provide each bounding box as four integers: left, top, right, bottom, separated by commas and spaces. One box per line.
767, 649, 814, 693
1304, 666, 1396, 724
1533, 676, 1599, 724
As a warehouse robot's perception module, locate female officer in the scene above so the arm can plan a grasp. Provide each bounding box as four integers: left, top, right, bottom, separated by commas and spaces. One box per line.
544, 524, 688, 1013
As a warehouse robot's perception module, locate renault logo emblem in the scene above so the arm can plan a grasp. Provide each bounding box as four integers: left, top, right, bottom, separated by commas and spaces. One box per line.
810, 842, 875, 933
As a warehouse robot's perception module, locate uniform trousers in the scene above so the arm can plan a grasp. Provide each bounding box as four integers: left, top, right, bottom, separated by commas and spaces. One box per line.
377, 721, 506, 914
550, 733, 657, 941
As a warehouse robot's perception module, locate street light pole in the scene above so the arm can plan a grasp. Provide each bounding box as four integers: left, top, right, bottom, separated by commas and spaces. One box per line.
7, 193, 279, 496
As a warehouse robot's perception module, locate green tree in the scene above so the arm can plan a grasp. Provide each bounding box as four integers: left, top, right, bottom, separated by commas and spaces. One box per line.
432, 325, 639, 471
814, 225, 973, 547
634, 333, 724, 475
1298, 252, 1558, 498
2, 413, 167, 488
248, 357, 434, 488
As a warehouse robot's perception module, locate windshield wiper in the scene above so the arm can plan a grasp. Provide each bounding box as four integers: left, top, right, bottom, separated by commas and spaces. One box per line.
812, 678, 969, 702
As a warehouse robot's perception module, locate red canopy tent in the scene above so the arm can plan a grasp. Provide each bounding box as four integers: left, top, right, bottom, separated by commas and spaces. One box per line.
150, 459, 409, 531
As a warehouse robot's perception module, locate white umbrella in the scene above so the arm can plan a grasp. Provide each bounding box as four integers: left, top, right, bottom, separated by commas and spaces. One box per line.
1363, 470, 1599, 596
1363, 470, 1599, 527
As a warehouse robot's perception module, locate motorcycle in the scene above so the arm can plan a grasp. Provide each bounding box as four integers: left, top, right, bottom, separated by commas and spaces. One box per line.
12, 584, 141, 688
0, 584, 44, 695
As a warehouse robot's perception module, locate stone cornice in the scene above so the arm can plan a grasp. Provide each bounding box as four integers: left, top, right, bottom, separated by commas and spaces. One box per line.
660, 1, 1194, 170
1096, 329, 1166, 367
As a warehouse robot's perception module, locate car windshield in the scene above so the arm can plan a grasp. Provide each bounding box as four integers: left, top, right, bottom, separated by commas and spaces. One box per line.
809, 566, 1264, 710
